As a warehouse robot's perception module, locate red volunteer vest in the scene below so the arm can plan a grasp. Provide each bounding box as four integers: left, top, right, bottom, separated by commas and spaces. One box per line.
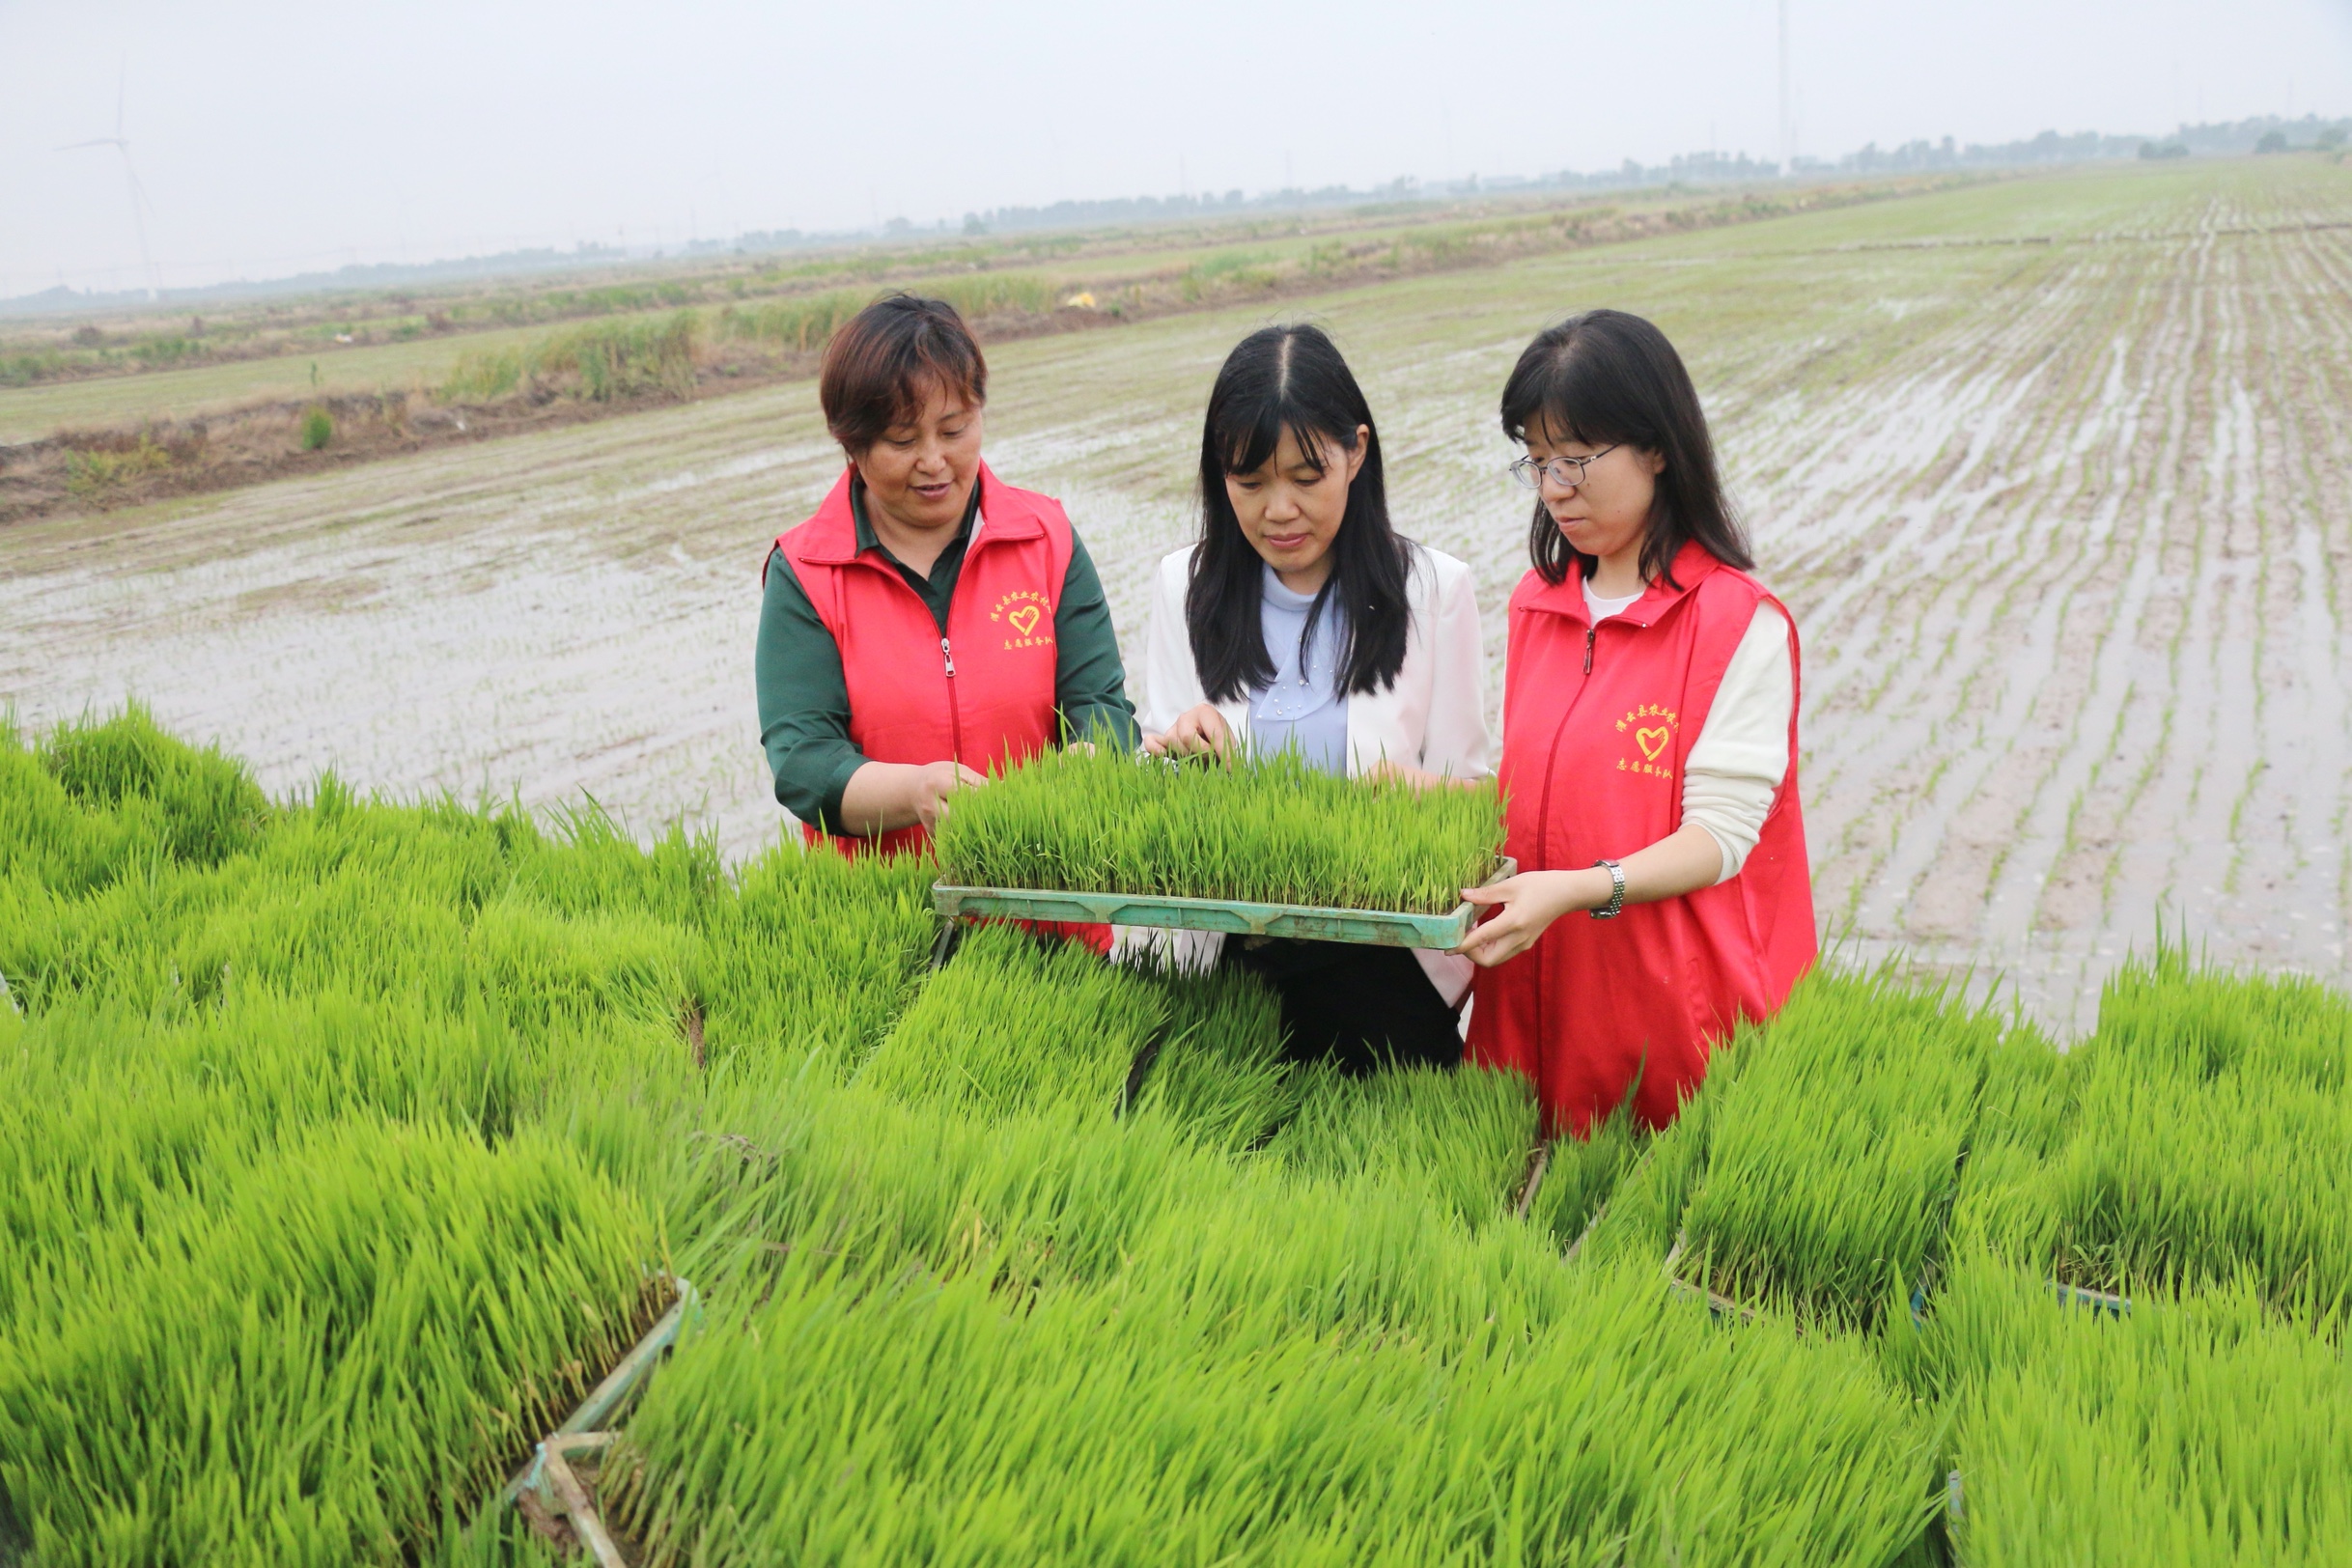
1466, 543, 1816, 1134
771, 462, 1072, 859
770, 462, 1109, 952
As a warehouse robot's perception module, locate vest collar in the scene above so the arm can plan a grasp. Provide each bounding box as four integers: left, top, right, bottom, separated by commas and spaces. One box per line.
797, 461, 1041, 567
1522, 540, 1722, 629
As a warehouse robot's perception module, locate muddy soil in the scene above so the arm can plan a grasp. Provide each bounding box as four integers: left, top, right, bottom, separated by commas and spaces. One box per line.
5, 158, 2346, 1035
0, 174, 1968, 527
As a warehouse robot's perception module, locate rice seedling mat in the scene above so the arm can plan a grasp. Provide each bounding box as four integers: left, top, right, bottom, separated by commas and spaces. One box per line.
933, 857, 1516, 950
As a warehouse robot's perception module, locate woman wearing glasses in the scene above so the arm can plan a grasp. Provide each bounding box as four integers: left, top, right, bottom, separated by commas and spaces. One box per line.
1138, 322, 1492, 1072
1448, 309, 1814, 1134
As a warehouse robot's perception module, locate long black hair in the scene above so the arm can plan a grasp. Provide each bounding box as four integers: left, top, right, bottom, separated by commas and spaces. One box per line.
1498, 309, 1751, 589
1188, 323, 1412, 704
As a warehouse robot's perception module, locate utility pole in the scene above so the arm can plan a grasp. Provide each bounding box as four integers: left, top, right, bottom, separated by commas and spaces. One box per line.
1778, 0, 1793, 174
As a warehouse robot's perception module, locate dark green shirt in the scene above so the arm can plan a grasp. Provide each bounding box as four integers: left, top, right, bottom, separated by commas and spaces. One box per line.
756, 479, 1136, 831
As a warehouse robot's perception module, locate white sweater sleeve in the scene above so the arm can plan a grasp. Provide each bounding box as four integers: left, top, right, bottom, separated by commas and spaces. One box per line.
1415, 549, 1495, 781
1138, 549, 1207, 737
1683, 602, 1792, 884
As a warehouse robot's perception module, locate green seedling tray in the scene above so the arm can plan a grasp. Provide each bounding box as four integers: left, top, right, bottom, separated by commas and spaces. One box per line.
933, 857, 1515, 949
495, 1274, 700, 1538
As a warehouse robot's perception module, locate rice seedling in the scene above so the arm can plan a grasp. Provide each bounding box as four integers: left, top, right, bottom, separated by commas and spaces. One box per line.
8, 705, 267, 885
1574, 1041, 1755, 1270
1946, 1019, 2075, 1257
605, 1241, 1937, 1567
1978, 948, 2352, 1310
0, 1118, 659, 1566
467, 891, 699, 1033
1269, 1060, 1539, 1228
14, 708, 2352, 1561
1675, 969, 2002, 1326
857, 922, 1166, 1121
1524, 1101, 1647, 1253
693, 842, 936, 1081
936, 744, 1503, 915
1910, 1248, 2352, 1565
1125, 961, 1300, 1154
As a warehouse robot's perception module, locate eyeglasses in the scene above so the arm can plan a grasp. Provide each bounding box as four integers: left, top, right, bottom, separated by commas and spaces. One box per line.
1507, 445, 1619, 491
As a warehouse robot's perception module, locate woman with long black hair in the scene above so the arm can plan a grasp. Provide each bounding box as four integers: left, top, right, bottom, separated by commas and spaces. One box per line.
1139, 323, 1491, 1071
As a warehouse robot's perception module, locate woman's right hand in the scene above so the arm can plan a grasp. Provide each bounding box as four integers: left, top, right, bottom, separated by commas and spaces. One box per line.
1452, 869, 1604, 966
839, 758, 987, 835
911, 760, 989, 831
1141, 704, 1234, 760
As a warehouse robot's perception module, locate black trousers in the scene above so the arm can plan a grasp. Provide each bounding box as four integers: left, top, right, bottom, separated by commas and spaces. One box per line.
1219, 937, 1464, 1076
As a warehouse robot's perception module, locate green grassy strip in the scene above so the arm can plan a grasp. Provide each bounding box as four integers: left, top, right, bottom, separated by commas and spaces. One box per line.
0, 1119, 657, 1566
1965, 947, 2352, 1310
937, 745, 1502, 914
439, 310, 700, 403
714, 273, 1061, 352
1898, 1249, 2352, 1565
1270, 1061, 1539, 1228
857, 923, 1166, 1121
1675, 968, 2005, 1325
606, 1243, 1937, 1567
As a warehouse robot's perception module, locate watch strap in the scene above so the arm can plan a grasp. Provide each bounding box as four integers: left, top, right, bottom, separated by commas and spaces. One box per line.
1590, 858, 1626, 919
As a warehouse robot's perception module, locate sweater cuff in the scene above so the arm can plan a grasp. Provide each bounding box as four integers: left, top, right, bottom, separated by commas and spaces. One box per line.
811, 753, 874, 836
1063, 700, 1139, 749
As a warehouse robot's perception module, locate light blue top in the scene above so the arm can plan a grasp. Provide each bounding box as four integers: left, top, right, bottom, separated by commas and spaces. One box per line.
1249, 564, 1350, 775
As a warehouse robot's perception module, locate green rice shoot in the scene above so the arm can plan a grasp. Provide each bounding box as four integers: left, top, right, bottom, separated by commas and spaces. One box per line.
857, 922, 1166, 1121
936, 743, 1502, 914
12, 708, 2352, 1563
1128, 962, 1302, 1154
1677, 968, 2000, 1325
1269, 1060, 1539, 1228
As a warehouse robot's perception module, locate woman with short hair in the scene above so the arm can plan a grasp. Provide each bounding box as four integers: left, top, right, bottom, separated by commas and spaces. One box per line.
1140, 323, 1492, 1072
756, 294, 1135, 867
1456, 309, 1815, 1133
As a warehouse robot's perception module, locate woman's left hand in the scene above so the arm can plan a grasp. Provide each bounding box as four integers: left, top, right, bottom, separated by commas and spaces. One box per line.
1142, 703, 1234, 761
1451, 869, 1606, 966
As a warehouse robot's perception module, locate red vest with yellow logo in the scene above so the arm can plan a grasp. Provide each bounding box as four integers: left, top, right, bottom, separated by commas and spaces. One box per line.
773, 462, 1073, 860
1466, 542, 1815, 1134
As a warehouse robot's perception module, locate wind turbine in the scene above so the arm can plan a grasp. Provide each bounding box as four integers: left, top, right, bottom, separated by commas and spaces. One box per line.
58, 63, 163, 300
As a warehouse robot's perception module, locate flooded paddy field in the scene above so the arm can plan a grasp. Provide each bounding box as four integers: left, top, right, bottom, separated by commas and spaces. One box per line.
5, 157, 2347, 1032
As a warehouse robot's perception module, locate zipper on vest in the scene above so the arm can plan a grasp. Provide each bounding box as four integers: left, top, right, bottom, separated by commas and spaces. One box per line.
940, 636, 965, 764
1534, 625, 1601, 871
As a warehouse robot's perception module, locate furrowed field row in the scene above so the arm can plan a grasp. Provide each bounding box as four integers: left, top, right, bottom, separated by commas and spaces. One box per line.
2, 158, 2346, 1027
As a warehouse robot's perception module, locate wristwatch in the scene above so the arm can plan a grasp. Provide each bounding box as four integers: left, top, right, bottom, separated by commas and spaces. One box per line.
1590, 858, 1626, 919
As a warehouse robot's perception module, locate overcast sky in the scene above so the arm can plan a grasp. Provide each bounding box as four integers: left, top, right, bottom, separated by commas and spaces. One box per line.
5, 0, 2350, 295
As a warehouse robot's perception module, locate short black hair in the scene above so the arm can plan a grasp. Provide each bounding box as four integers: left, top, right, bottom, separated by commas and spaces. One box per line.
819, 293, 987, 454
1498, 309, 1751, 588
1188, 324, 1412, 705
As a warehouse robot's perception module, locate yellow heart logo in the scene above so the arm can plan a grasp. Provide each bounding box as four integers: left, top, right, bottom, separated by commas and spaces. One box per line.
1007, 604, 1042, 637
1636, 726, 1669, 761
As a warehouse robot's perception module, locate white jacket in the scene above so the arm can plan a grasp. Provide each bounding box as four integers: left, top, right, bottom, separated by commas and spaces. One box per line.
1133, 540, 1494, 1006
1139, 542, 1494, 781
